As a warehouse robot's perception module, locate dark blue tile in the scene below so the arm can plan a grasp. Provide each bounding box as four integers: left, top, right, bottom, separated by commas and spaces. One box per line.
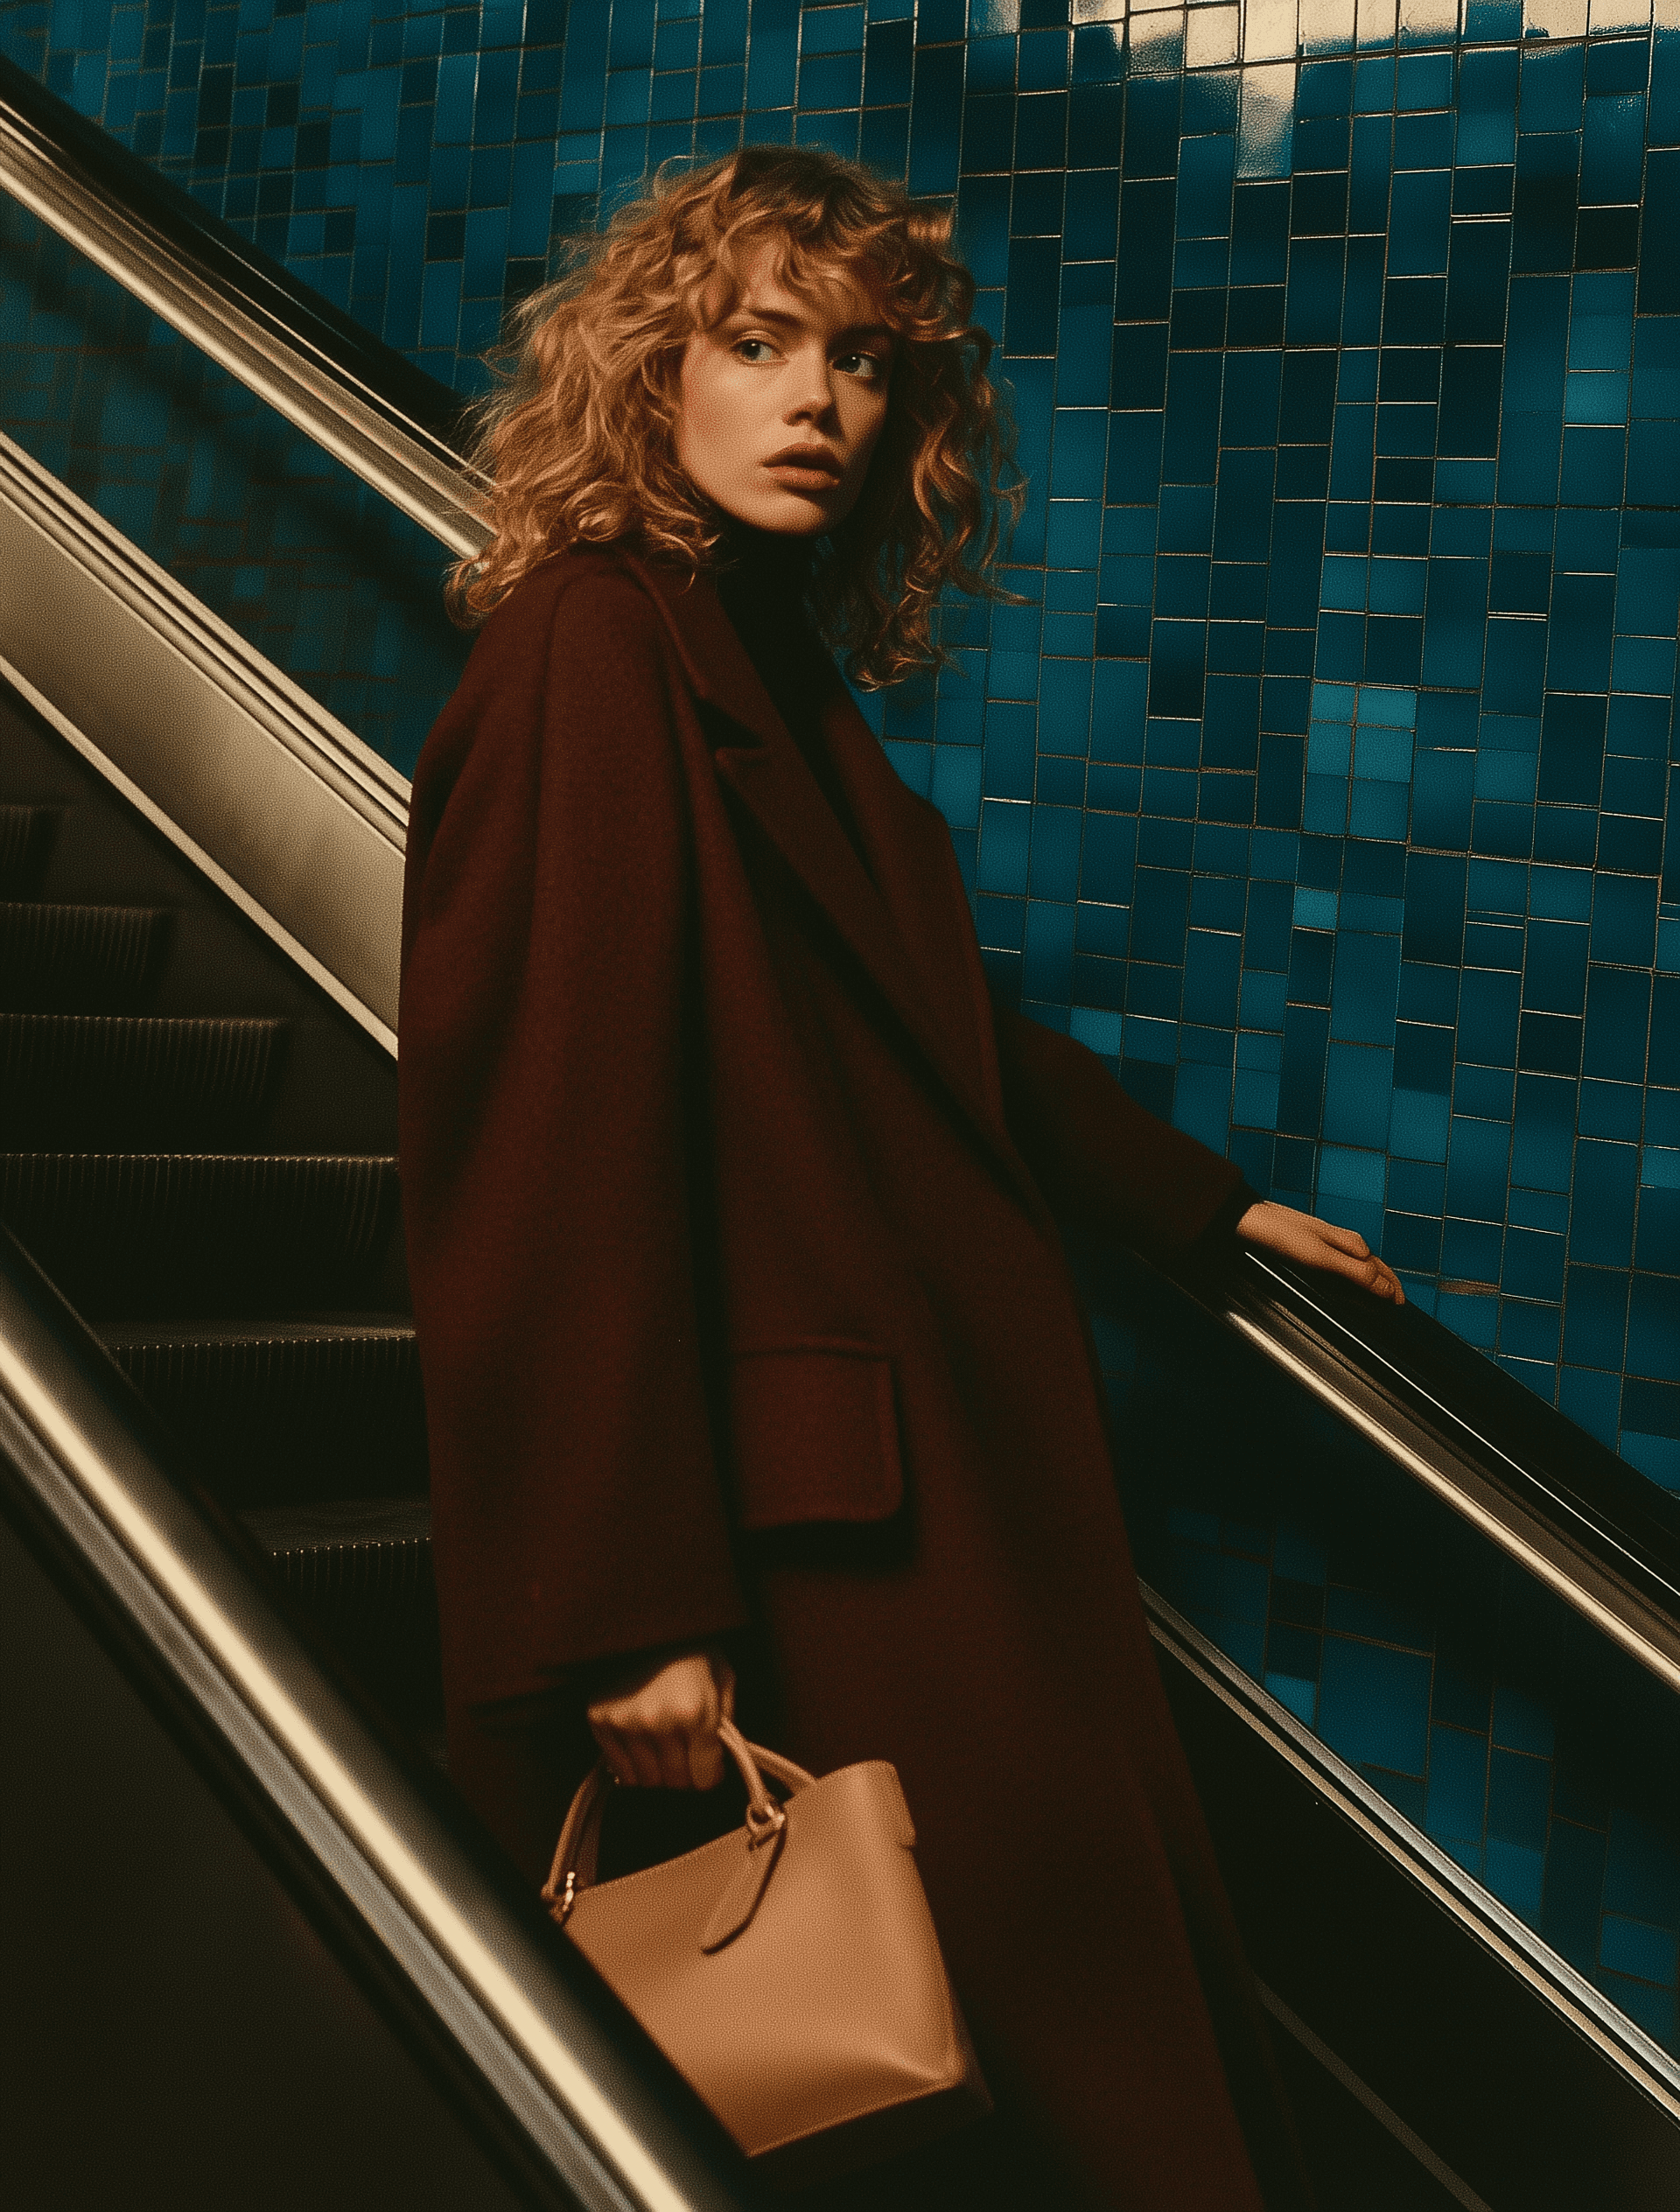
1319, 1637, 1432, 1777
1572, 1142, 1640, 1270
1426, 1725, 1490, 1844
1603, 1809, 1680, 1928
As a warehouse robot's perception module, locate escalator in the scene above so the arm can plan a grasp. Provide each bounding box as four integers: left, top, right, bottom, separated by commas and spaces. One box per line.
0, 667, 436, 1740
3, 55, 1679, 2212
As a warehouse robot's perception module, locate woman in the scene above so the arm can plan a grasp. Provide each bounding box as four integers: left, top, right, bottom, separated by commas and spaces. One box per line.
398, 146, 1401, 2210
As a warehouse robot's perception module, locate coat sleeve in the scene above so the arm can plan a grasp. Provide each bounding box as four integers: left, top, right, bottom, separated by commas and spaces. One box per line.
398, 564, 751, 1711
985, 978, 1256, 1264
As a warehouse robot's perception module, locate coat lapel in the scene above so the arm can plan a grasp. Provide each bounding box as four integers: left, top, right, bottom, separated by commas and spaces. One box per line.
624, 556, 1049, 1225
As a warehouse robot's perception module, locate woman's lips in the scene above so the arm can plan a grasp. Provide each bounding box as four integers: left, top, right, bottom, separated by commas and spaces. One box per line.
766, 457, 843, 491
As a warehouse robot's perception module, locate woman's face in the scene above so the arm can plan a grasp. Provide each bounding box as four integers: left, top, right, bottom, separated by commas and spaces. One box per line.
675, 245, 894, 538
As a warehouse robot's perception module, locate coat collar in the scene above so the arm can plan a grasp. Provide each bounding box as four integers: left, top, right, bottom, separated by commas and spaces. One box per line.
621, 554, 1050, 1227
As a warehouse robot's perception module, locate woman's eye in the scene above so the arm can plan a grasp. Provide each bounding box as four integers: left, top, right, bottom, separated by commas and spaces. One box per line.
735, 337, 777, 363
836, 351, 886, 381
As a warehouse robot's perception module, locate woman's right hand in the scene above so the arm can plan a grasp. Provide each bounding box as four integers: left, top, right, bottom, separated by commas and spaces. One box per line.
585, 1646, 737, 1789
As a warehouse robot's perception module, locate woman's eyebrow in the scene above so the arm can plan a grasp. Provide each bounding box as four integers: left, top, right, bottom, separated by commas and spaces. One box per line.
726, 300, 895, 346
724, 301, 802, 327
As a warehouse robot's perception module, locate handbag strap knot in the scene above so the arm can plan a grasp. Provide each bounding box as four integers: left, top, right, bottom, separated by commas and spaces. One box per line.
745, 1796, 786, 1846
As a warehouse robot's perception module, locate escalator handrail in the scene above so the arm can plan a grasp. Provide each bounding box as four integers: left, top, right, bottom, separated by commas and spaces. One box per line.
1166, 1241, 1680, 1698
4, 47, 1677, 1712
0, 1217, 752, 2212
0, 52, 490, 558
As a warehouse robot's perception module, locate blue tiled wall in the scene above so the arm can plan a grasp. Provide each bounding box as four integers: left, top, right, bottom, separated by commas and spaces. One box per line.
3, 0, 1676, 1489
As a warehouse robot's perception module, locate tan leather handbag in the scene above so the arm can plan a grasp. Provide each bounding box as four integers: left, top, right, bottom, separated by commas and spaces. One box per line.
542, 1718, 992, 2188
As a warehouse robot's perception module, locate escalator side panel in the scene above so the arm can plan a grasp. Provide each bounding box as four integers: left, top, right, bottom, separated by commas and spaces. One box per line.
0, 1501, 550, 2212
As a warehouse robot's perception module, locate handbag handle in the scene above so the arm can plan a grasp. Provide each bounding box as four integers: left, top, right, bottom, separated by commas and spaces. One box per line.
542, 1718, 817, 1926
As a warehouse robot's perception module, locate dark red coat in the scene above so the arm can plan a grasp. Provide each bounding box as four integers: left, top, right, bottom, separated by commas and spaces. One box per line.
399, 546, 1303, 2210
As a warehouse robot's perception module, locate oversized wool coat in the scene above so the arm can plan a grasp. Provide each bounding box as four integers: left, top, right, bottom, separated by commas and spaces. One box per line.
398, 543, 1305, 2211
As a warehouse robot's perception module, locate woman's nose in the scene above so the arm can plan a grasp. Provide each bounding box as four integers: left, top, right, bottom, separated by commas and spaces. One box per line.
785, 364, 839, 424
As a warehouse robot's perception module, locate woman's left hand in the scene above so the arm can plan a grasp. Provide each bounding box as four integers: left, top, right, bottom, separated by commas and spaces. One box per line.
1234, 1199, 1405, 1305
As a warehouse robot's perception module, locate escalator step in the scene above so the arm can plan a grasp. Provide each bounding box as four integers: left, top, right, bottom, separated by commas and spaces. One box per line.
0, 1153, 398, 1317
0, 1015, 287, 1143
0, 901, 172, 1012
102, 1320, 427, 1506
0, 807, 60, 898
241, 1495, 433, 1619
240, 1496, 440, 1732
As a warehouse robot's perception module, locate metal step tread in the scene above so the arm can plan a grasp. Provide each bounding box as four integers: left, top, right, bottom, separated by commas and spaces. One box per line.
0, 1152, 401, 1317
0, 900, 172, 1010
102, 1315, 427, 1510
240, 1495, 437, 1634
102, 1316, 419, 1399
102, 1314, 416, 1353
0, 1149, 397, 1212
102, 1316, 416, 1342
241, 1494, 431, 1556
0, 805, 60, 895
0, 1012, 287, 1138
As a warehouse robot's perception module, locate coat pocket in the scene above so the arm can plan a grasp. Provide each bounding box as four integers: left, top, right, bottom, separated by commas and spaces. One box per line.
728, 1340, 904, 1530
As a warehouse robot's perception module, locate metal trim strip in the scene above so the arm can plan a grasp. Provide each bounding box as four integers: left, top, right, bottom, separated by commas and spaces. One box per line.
1236, 1251, 1680, 1613
1215, 1305, 1680, 1700
1253, 1980, 1496, 2212
1, 430, 406, 1051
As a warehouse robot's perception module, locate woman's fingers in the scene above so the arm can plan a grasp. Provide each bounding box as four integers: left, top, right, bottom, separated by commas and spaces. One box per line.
1320, 1241, 1406, 1304
656, 1719, 700, 1791
595, 1713, 698, 1788
586, 1649, 734, 1789
689, 1656, 738, 1786
592, 1723, 654, 1789
1317, 1222, 1372, 1259
688, 1720, 725, 1790
1241, 1200, 1404, 1304
632, 1693, 712, 1788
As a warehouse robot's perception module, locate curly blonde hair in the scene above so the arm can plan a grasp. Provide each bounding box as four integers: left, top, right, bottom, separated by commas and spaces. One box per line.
445, 145, 1023, 688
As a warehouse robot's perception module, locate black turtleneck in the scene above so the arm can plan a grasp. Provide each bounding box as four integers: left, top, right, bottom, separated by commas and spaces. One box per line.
713, 532, 875, 880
